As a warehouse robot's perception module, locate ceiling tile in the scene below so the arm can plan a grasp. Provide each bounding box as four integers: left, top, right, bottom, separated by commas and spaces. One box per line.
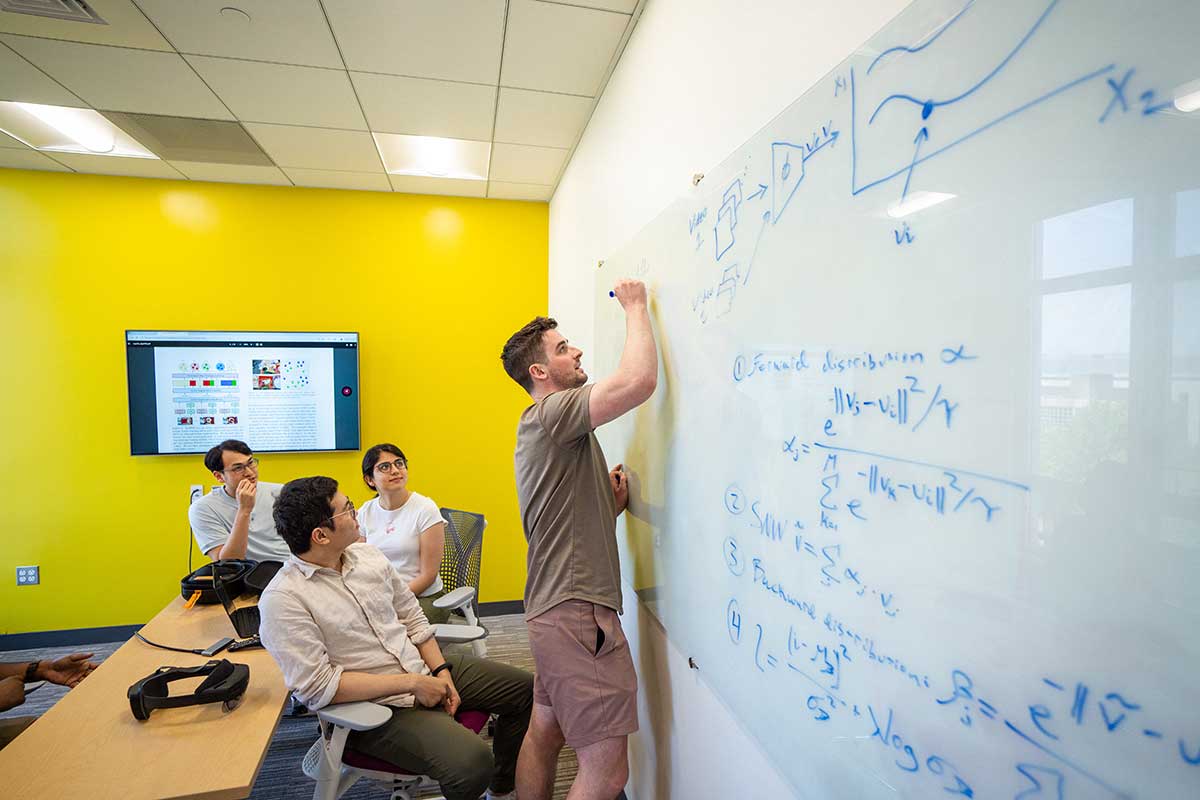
1, 35, 234, 119
136, 0, 343, 68
501, 0, 628, 95
489, 142, 567, 185
243, 123, 382, 171
0, 148, 70, 171
48, 153, 185, 179
388, 174, 487, 198
494, 87, 591, 149
283, 168, 391, 192
323, 0, 505, 84
0, 0, 173, 50
169, 162, 290, 186
188, 56, 366, 130
487, 181, 552, 201
558, 0, 638, 12
352, 72, 495, 140
0, 127, 28, 148
0, 42, 84, 106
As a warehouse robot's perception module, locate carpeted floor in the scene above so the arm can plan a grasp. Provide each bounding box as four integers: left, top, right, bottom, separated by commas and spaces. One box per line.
1, 613, 580, 799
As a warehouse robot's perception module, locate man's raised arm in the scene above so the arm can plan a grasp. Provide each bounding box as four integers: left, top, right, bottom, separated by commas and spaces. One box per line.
589, 278, 658, 428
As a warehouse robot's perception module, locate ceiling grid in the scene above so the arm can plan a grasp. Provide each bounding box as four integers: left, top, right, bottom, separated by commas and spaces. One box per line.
0, 0, 646, 200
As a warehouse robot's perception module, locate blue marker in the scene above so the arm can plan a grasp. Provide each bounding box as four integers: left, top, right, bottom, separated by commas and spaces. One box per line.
609, 290, 615, 297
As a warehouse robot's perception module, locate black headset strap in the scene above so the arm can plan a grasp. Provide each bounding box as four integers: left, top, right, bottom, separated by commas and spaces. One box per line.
143, 661, 246, 707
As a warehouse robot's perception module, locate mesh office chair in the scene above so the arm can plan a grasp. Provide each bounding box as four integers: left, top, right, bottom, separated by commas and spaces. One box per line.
302, 701, 490, 800
430, 507, 488, 657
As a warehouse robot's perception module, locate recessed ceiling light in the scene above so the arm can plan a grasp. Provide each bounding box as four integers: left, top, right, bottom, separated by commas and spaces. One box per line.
17, 102, 113, 153
887, 191, 956, 219
373, 133, 490, 181
1174, 78, 1200, 113
0, 102, 157, 159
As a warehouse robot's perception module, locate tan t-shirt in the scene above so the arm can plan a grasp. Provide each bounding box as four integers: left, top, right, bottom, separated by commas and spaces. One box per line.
515, 384, 621, 620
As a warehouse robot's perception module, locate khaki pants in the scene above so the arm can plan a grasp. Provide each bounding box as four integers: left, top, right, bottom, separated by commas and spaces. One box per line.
347, 654, 532, 800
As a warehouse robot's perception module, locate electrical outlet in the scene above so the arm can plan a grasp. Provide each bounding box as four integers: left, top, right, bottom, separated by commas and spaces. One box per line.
189, 484, 203, 505
16, 565, 39, 585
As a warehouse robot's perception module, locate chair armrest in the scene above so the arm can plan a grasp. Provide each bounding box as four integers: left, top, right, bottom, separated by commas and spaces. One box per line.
432, 623, 487, 644
433, 586, 476, 609
315, 701, 393, 731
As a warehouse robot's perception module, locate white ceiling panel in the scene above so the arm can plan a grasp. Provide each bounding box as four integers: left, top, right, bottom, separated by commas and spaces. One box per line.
387, 173, 487, 197
49, 153, 184, 178
244, 122, 382, 171
1, 35, 234, 119
136, 0, 343, 68
0, 42, 84, 106
501, 0, 628, 95
0, 0, 172, 50
489, 142, 567, 184
283, 168, 391, 192
0, 148, 69, 170
188, 57, 366, 130
494, 87, 591, 149
487, 180, 552, 201
554, 0, 638, 12
323, 0, 505, 85
169, 161, 291, 186
0, 127, 28, 147
352, 72, 496, 141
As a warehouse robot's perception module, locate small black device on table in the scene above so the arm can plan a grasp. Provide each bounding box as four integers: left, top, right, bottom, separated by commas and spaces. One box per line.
211, 560, 266, 650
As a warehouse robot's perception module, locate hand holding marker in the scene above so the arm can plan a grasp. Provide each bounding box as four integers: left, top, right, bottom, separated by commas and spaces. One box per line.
607, 278, 649, 307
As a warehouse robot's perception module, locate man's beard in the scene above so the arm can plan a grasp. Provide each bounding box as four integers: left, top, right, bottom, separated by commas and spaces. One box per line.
556, 366, 587, 388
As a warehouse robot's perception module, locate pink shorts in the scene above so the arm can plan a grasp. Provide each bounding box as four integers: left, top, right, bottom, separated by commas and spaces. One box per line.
527, 599, 639, 749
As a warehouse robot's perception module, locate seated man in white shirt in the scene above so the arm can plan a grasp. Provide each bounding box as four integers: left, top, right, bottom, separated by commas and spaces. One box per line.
188, 439, 291, 562
259, 476, 533, 800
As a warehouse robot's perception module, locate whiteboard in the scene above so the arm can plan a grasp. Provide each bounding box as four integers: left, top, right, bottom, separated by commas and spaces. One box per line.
593, 0, 1200, 797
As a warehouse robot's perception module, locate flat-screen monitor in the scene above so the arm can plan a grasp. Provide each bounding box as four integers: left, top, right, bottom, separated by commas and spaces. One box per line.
125, 330, 360, 456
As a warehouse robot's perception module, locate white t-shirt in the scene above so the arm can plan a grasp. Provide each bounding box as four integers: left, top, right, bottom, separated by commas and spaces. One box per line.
360, 491, 445, 596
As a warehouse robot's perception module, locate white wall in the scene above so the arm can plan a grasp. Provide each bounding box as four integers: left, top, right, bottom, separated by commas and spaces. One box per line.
548, 1, 911, 797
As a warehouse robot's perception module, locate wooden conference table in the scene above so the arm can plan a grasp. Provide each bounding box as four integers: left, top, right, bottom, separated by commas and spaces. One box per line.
0, 595, 288, 800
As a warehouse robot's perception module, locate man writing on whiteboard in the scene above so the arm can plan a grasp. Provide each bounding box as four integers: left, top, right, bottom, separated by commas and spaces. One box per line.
500, 278, 658, 800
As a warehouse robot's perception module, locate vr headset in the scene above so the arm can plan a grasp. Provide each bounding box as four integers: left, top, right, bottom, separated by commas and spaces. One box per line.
180, 559, 282, 605
127, 659, 250, 721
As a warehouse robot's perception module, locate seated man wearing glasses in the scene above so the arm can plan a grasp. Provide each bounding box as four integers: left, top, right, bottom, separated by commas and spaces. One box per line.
261, 476, 533, 800
188, 439, 291, 562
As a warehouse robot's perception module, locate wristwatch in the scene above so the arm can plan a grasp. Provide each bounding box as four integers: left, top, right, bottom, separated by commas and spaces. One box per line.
431, 662, 452, 677
23, 661, 40, 683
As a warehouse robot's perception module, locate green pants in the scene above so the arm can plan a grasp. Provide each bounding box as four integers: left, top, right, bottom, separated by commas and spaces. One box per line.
419, 591, 452, 625
347, 653, 532, 800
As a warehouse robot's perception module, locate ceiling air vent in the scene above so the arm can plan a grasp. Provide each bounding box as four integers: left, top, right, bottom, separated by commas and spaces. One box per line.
0, 0, 107, 25
101, 112, 275, 166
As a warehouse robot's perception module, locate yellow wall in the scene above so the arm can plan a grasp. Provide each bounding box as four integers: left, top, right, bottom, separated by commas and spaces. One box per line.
0, 168, 547, 635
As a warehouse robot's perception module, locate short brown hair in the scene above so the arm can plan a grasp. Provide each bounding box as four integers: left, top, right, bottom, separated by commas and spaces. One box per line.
501, 316, 557, 393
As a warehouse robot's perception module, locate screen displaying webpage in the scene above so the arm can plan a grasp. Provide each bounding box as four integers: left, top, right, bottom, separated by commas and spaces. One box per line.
126, 331, 359, 455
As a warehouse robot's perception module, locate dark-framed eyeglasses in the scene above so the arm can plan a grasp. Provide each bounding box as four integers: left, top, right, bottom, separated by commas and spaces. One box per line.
374, 459, 407, 474
225, 457, 259, 476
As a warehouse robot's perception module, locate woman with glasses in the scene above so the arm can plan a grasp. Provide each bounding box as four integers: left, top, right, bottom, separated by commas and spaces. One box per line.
359, 443, 451, 623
